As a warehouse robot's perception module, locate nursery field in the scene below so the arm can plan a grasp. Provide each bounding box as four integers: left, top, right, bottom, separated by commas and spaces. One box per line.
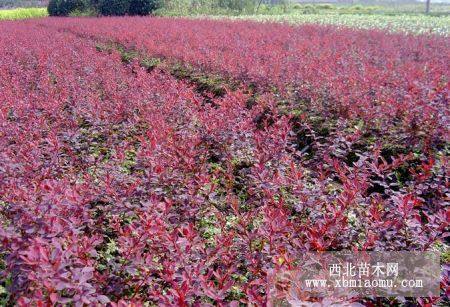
0, 17, 449, 305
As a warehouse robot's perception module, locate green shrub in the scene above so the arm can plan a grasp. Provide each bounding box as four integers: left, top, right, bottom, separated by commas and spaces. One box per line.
89, 0, 100, 7
69, 7, 98, 16
48, 0, 87, 16
218, 0, 256, 13
99, 0, 130, 16
317, 4, 334, 10
129, 0, 159, 15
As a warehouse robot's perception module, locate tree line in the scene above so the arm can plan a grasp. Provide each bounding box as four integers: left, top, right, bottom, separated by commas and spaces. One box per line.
48, 0, 160, 16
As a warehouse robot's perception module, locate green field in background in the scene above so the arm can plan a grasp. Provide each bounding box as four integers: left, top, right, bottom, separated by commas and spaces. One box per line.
0, 7, 47, 20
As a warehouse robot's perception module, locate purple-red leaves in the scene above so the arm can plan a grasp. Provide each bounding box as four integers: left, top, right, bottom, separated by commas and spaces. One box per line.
0, 17, 448, 306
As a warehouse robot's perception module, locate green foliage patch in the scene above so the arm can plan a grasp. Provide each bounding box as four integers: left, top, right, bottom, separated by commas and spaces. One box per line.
0, 7, 47, 19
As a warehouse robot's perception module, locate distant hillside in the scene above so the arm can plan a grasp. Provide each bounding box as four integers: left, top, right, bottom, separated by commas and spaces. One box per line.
0, 0, 48, 8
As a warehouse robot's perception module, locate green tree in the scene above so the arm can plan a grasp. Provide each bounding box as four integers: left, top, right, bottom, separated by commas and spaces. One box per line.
48, 0, 87, 16
99, 0, 130, 16
129, 0, 160, 15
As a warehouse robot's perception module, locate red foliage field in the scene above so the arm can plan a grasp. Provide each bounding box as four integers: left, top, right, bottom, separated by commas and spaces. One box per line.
0, 17, 448, 305
37, 17, 450, 141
